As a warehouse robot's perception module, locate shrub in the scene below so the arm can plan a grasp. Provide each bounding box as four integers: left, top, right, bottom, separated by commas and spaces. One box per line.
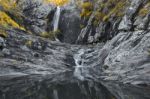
91, 0, 128, 25
138, 2, 150, 17
80, 1, 93, 18
44, 0, 69, 6
0, 0, 17, 11
0, 11, 25, 30
25, 40, 33, 47
0, 28, 8, 38
0, 0, 25, 31
40, 29, 60, 39
139, 8, 149, 17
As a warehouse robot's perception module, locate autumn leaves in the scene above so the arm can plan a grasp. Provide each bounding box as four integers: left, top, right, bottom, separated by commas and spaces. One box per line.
44, 0, 69, 6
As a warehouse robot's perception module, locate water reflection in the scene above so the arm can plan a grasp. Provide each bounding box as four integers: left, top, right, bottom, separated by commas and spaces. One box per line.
0, 77, 150, 99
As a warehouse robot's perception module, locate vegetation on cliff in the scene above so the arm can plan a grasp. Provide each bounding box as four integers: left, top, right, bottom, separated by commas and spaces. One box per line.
44, 0, 69, 6
138, 1, 150, 17
0, 0, 150, 40
79, 0, 130, 27
0, 0, 25, 28
0, 0, 25, 37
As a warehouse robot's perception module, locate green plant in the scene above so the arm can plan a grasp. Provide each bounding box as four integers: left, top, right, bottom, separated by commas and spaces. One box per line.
0, 28, 8, 38
92, 0, 128, 25
25, 40, 33, 47
138, 1, 150, 17
80, 24, 85, 29
0, 0, 25, 30
0, 11, 25, 30
40, 29, 61, 39
80, 1, 93, 18
44, 0, 69, 6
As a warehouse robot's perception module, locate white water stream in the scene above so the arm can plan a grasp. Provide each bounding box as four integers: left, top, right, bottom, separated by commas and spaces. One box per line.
73, 49, 85, 81
53, 6, 61, 41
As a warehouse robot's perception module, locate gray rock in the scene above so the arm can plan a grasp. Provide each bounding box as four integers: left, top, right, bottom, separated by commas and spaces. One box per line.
136, 12, 150, 30
118, 0, 144, 30
18, 0, 55, 35
59, 6, 81, 44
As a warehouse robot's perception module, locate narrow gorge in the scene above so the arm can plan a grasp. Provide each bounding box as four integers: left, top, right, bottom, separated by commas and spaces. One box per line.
0, 0, 150, 99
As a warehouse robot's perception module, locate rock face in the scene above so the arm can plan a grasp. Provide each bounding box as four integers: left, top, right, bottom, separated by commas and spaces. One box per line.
0, 0, 150, 99
18, 0, 55, 35
17, 0, 81, 43
76, 0, 150, 44
59, 7, 81, 44
0, 28, 150, 99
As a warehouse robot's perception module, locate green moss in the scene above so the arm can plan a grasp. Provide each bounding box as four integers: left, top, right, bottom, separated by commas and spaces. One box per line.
138, 1, 150, 17
103, 1, 126, 21
0, 29, 8, 38
81, 2, 93, 9
40, 29, 61, 39
94, 11, 105, 21
80, 24, 85, 29
91, 0, 129, 26
139, 8, 149, 17
77, 0, 129, 26
25, 40, 33, 47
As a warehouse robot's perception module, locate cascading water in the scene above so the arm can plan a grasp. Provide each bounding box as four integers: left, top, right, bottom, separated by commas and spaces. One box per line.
53, 6, 61, 41
73, 49, 85, 81
53, 89, 59, 99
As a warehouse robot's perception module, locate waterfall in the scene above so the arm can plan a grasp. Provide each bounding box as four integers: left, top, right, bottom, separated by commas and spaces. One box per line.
53, 89, 59, 99
53, 6, 61, 41
53, 6, 61, 32
73, 49, 85, 81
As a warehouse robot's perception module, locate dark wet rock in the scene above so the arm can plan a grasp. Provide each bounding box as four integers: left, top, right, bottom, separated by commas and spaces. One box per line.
0, 37, 5, 51
76, 15, 121, 44
59, 7, 81, 44
76, 14, 95, 44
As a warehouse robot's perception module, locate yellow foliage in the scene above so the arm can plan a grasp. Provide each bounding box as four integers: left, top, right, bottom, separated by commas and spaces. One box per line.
138, 2, 150, 17
80, 1, 93, 18
40, 32, 51, 38
94, 11, 105, 21
0, 0, 17, 11
40, 30, 60, 39
0, 29, 8, 38
0, 11, 25, 30
80, 10, 92, 18
102, 1, 126, 21
25, 40, 33, 47
80, 24, 85, 29
139, 8, 149, 17
0, 0, 25, 31
81, 2, 93, 9
44, 0, 69, 6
